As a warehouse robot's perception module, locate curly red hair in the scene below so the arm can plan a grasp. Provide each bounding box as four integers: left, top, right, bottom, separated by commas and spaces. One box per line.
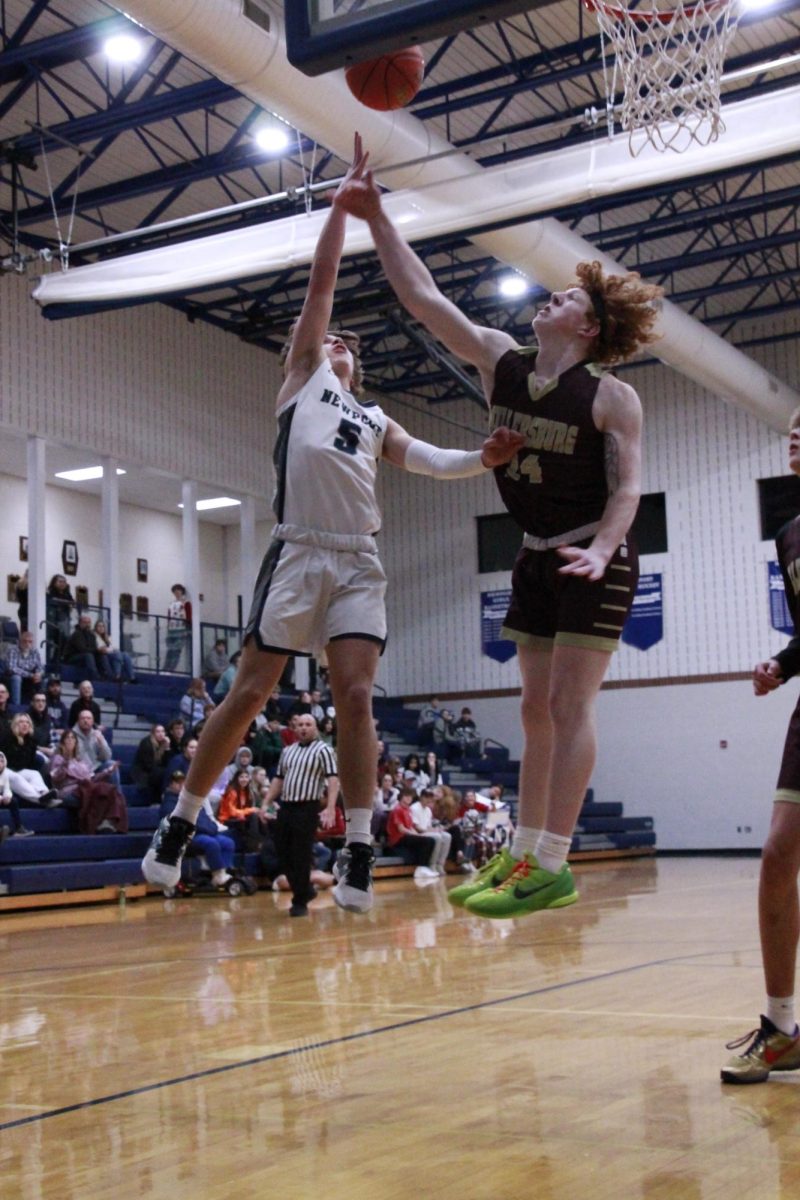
573, 261, 662, 365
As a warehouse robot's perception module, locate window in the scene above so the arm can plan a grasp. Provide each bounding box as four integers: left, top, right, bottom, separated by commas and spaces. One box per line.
632, 492, 668, 555
477, 491, 668, 573
759, 475, 800, 541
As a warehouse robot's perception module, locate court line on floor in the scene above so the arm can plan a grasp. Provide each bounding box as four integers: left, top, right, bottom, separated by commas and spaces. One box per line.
0, 945, 732, 1131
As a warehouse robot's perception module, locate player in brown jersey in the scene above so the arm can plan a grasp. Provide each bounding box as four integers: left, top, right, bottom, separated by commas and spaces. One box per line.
721, 408, 800, 1083
337, 165, 661, 919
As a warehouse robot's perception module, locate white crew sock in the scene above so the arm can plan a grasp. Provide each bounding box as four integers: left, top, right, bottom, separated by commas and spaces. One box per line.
344, 807, 372, 847
511, 825, 543, 861
535, 830, 572, 875
767, 995, 797, 1036
172, 788, 204, 824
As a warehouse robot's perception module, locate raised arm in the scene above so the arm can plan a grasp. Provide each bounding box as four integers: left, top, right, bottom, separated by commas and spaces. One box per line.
278, 134, 369, 407
557, 376, 642, 581
334, 164, 513, 394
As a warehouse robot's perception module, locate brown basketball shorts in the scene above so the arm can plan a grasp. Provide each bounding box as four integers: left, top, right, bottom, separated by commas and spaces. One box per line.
501, 536, 639, 653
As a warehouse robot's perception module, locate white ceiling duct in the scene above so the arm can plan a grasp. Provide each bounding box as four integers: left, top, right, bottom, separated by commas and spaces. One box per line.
52, 0, 797, 430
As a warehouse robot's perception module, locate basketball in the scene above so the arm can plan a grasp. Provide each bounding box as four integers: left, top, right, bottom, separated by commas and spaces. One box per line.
345, 47, 425, 112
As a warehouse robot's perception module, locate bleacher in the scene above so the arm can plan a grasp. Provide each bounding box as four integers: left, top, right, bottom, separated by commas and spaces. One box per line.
0, 682, 656, 908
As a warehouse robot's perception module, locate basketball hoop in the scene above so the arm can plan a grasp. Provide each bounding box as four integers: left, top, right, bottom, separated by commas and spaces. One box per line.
583, 0, 740, 155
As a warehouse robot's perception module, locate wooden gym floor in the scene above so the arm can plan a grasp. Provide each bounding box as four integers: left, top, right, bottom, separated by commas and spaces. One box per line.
0, 855, 796, 1200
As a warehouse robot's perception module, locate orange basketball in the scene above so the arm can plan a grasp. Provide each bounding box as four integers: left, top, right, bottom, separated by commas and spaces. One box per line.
345, 47, 425, 112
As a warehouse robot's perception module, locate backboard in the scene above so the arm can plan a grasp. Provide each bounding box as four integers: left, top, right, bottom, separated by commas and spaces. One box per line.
285, 0, 555, 76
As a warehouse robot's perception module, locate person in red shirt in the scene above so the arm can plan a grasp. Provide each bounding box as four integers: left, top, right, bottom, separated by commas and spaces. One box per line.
219, 768, 267, 851
386, 787, 439, 881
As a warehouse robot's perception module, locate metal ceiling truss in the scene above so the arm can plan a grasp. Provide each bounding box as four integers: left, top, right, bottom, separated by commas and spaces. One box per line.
2, 1, 800, 401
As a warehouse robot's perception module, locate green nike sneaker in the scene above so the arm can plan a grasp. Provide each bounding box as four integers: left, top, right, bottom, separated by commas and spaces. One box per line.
447, 847, 517, 908
464, 852, 578, 919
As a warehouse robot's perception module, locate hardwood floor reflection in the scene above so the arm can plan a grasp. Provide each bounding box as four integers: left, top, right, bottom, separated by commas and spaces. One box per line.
0, 856, 793, 1200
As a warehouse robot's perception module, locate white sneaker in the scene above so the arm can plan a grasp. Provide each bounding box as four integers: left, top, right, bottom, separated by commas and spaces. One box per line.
141, 816, 195, 888
332, 844, 375, 913
413, 866, 440, 881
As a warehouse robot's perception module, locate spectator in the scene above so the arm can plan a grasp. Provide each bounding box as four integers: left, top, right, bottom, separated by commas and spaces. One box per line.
264, 686, 285, 723
477, 783, 507, 811
46, 574, 73, 663
0, 750, 34, 838
131, 724, 171, 803
410, 788, 452, 875
453, 707, 482, 758
250, 719, 283, 775
418, 750, 443, 791
372, 771, 398, 840
51, 729, 128, 834
458, 789, 489, 868
433, 786, 469, 870
160, 772, 235, 889
14, 570, 28, 633
28, 693, 56, 758
287, 690, 312, 718
164, 584, 192, 673
7, 630, 44, 706
433, 707, 463, 762
63, 614, 101, 680
219, 767, 265, 851
385, 786, 440, 881
73, 710, 120, 786
93, 619, 136, 682
165, 718, 187, 757
309, 689, 325, 724
203, 638, 229, 685
212, 650, 241, 703
180, 678, 214, 728
417, 697, 441, 743
0, 713, 58, 807
68, 681, 102, 730
0, 684, 11, 737
44, 677, 70, 736
318, 714, 336, 747
281, 713, 301, 747
166, 735, 198, 782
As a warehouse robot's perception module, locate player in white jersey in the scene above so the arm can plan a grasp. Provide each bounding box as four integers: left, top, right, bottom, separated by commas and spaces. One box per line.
142, 135, 524, 913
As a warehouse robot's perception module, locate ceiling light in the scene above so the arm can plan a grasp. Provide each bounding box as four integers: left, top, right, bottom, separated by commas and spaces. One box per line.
178, 497, 241, 512
254, 125, 290, 153
103, 33, 145, 63
499, 274, 528, 298
55, 466, 127, 482
738, 0, 778, 8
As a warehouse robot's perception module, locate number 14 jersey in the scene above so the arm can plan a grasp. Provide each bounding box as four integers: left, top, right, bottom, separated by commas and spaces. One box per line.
273, 359, 388, 538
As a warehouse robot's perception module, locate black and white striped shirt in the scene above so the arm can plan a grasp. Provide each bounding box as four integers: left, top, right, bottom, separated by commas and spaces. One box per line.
277, 737, 337, 803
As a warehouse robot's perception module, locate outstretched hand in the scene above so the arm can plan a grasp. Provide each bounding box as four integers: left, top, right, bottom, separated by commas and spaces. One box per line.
556, 544, 609, 582
333, 133, 382, 221
333, 132, 370, 202
753, 658, 783, 696
480, 426, 526, 468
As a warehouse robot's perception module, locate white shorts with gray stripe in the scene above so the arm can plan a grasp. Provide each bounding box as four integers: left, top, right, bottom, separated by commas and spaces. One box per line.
245, 525, 387, 656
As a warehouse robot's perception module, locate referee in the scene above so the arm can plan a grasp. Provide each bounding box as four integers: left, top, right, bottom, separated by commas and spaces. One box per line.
264, 713, 338, 917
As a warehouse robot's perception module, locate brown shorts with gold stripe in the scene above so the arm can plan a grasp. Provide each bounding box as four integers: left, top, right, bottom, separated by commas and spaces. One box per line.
501, 535, 639, 653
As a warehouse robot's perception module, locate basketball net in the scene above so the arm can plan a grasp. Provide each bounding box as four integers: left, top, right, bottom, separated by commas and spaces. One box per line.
583, 0, 740, 155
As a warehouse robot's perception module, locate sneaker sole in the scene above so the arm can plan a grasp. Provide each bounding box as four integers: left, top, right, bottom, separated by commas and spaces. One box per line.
466, 889, 579, 919
332, 884, 373, 914
720, 1069, 769, 1085
141, 851, 182, 889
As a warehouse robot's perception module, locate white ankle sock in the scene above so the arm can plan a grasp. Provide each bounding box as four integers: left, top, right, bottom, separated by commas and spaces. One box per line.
535, 830, 572, 875
344, 808, 372, 846
511, 825, 542, 860
767, 995, 797, 1036
172, 788, 204, 824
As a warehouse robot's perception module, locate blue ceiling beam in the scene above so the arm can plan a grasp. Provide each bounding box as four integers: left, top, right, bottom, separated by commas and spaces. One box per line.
0, 13, 134, 84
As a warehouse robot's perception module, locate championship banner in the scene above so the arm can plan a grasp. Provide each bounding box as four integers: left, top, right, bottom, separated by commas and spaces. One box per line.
621, 572, 663, 651
480, 589, 516, 663
768, 561, 794, 636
